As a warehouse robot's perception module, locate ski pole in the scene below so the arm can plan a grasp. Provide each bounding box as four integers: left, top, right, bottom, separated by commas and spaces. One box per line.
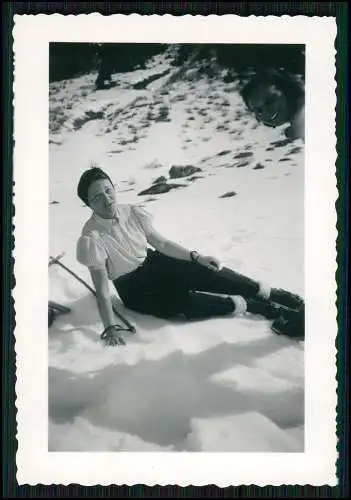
49, 253, 136, 333
49, 254, 96, 294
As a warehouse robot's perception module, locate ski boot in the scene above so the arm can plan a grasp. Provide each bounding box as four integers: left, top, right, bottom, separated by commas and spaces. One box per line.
271, 305, 305, 339
269, 288, 304, 311
269, 288, 304, 310
246, 297, 282, 320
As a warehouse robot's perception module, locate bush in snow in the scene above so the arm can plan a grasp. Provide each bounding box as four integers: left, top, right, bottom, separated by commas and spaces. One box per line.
72, 110, 105, 131
49, 106, 68, 133
155, 105, 171, 123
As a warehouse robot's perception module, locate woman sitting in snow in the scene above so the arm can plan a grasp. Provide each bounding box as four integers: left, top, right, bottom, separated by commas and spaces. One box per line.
76, 167, 305, 347
240, 68, 305, 141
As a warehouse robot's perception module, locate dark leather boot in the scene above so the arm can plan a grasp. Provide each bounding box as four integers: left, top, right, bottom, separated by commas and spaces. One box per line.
269, 288, 304, 310
246, 297, 282, 320
271, 305, 305, 339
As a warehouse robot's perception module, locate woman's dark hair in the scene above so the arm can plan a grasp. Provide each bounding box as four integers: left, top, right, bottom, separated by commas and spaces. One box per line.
77, 167, 114, 206
241, 68, 304, 119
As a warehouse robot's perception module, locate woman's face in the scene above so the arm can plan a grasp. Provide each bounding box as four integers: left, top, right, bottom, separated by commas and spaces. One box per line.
87, 178, 117, 219
247, 83, 290, 127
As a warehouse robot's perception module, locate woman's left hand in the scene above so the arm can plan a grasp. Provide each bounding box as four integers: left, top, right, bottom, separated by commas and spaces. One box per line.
197, 254, 222, 272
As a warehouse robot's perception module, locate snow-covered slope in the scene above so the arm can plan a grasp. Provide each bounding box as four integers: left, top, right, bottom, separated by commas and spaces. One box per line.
49, 49, 305, 452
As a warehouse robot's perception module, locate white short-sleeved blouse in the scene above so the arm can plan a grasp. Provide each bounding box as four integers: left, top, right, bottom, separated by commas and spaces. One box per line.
76, 204, 153, 280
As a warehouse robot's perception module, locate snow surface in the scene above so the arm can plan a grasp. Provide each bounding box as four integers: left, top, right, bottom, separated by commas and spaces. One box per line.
49, 50, 305, 452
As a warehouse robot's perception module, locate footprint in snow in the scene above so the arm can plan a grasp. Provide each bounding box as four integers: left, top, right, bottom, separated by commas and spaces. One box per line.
216, 124, 229, 131
234, 151, 253, 159
236, 161, 250, 168
270, 138, 293, 148
289, 147, 302, 154
187, 175, 204, 182
217, 150, 231, 156
199, 157, 211, 164
219, 191, 237, 198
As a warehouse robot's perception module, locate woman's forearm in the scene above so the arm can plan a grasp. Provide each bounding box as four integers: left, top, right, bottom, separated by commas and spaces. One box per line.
96, 292, 116, 330
89, 269, 119, 331
147, 230, 192, 261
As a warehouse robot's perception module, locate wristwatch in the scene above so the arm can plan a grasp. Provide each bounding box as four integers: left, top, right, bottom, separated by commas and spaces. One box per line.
190, 250, 200, 263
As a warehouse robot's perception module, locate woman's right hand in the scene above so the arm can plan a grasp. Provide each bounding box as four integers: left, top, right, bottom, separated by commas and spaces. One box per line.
101, 325, 126, 347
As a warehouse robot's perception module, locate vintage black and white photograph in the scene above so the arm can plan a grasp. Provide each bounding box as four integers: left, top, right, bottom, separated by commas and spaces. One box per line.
14, 14, 337, 486
48, 41, 306, 453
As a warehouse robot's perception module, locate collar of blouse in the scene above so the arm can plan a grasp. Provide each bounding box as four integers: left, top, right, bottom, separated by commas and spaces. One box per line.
92, 209, 120, 230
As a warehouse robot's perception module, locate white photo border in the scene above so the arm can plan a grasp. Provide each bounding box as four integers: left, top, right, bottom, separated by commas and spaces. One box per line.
13, 14, 338, 486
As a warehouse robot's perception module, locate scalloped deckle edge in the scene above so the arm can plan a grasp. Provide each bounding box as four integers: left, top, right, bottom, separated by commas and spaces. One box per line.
13, 14, 338, 486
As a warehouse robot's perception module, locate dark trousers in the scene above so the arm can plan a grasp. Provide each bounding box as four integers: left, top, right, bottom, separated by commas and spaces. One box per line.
113, 250, 260, 320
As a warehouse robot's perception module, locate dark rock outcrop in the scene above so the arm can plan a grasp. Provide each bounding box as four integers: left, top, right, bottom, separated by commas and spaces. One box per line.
169, 165, 202, 179
152, 176, 167, 184
138, 183, 185, 196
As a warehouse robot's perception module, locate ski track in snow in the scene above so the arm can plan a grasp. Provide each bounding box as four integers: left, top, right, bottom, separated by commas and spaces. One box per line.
49, 50, 305, 452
